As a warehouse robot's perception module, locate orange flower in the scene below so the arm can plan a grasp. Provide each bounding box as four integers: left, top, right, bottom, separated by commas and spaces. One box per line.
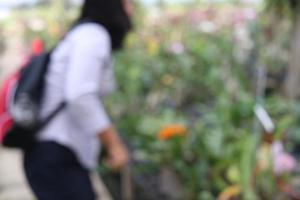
218, 185, 241, 200
158, 124, 187, 140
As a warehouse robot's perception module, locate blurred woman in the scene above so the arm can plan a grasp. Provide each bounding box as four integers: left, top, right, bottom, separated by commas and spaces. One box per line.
23, 0, 133, 199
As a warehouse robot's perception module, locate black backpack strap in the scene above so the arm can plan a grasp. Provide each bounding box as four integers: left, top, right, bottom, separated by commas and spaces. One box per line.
38, 102, 67, 130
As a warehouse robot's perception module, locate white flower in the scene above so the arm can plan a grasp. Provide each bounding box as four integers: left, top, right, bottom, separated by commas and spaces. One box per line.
243, 8, 257, 21
272, 142, 297, 176
198, 20, 217, 34
169, 42, 185, 55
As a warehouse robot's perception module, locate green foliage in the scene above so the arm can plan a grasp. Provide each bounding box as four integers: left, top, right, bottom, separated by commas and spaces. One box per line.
103, 6, 298, 199
11, 2, 300, 199
265, 0, 300, 18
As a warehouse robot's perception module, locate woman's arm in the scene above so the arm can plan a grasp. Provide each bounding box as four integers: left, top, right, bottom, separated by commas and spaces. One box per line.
99, 126, 129, 170
65, 25, 129, 170
67, 94, 129, 170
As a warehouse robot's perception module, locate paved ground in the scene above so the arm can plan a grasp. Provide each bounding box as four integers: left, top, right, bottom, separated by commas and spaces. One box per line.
0, 149, 35, 200
0, 23, 35, 200
0, 23, 112, 200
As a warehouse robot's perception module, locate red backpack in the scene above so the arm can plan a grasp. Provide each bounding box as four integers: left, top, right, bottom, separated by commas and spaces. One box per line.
0, 72, 19, 142
0, 39, 65, 148
0, 39, 44, 144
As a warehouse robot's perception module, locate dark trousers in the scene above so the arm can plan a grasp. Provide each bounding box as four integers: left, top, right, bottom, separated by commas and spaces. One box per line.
24, 141, 96, 200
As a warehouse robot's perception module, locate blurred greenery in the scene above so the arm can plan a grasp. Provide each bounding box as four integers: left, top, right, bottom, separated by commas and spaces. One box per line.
265, 0, 300, 18
1, 0, 300, 199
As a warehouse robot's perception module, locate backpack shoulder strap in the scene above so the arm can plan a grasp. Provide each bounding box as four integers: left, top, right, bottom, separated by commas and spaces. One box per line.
38, 102, 66, 131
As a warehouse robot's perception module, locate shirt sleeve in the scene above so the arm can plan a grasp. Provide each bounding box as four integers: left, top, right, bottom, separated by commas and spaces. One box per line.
67, 94, 111, 136
64, 26, 112, 136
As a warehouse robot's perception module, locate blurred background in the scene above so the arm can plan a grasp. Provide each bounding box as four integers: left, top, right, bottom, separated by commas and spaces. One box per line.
2, 0, 300, 200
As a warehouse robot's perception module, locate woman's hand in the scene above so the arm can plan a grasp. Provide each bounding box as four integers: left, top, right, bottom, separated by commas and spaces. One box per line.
105, 142, 129, 170
99, 127, 130, 171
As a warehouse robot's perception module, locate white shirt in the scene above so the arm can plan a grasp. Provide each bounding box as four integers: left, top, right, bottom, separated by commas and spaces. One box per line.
38, 23, 116, 169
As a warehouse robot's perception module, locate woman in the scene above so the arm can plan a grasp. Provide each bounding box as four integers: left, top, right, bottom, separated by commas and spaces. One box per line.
23, 0, 133, 199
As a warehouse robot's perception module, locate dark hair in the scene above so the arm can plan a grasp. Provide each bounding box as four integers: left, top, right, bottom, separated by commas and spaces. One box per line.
79, 0, 132, 50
